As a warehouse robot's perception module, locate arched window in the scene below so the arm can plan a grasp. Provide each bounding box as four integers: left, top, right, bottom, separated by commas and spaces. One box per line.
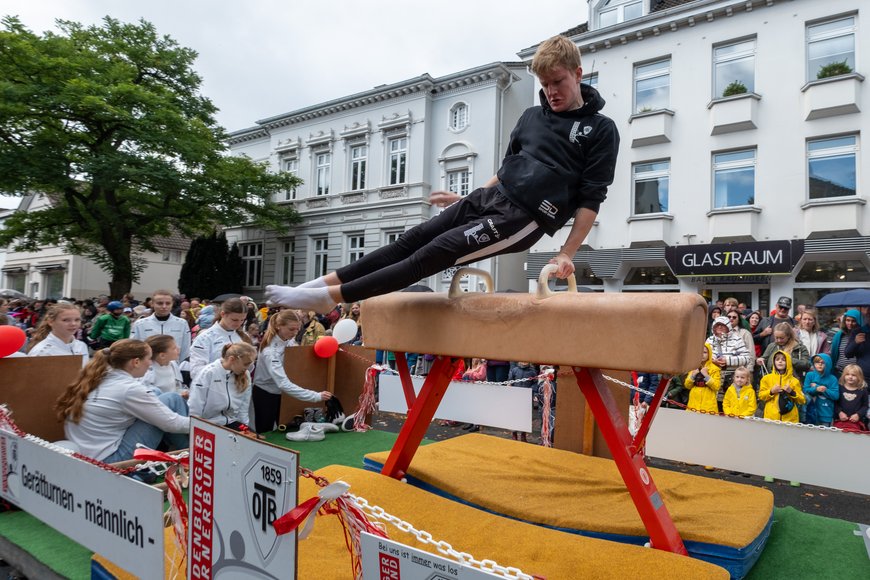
449, 103, 469, 132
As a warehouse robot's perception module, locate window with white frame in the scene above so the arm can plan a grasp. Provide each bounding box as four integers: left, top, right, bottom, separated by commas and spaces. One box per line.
449, 103, 469, 131
713, 149, 756, 208
161, 249, 183, 263
282, 157, 299, 200
388, 137, 407, 185
281, 239, 296, 285
807, 16, 856, 81
312, 237, 329, 277
632, 160, 670, 215
713, 39, 756, 98
807, 135, 857, 200
597, 0, 642, 29
633, 59, 670, 113
315, 152, 331, 196
583, 72, 599, 89
5, 273, 26, 293
447, 170, 470, 197
350, 144, 367, 191
384, 229, 403, 245
241, 242, 263, 287
347, 233, 365, 264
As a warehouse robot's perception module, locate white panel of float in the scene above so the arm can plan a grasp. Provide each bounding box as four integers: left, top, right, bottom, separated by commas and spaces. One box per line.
378, 374, 533, 432
188, 418, 299, 580
647, 408, 870, 495
0, 429, 164, 578
361, 532, 501, 579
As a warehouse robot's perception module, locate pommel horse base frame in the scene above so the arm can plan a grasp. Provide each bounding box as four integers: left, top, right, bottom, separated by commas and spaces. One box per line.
366, 266, 708, 557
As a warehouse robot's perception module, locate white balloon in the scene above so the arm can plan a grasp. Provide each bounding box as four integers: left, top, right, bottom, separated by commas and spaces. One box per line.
332, 319, 358, 343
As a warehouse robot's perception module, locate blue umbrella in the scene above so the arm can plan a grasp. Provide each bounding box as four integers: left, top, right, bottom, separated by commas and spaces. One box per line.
815, 289, 870, 308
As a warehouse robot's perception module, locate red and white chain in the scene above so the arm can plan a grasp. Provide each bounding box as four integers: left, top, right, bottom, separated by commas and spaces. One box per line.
348, 492, 534, 580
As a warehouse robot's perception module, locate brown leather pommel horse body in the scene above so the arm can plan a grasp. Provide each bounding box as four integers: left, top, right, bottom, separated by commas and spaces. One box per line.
360, 266, 709, 556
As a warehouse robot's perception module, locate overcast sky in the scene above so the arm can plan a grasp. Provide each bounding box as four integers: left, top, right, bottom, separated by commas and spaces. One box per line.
0, 0, 590, 208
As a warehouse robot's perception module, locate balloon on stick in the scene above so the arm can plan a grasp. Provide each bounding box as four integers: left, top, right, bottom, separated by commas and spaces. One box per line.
332, 319, 358, 344
313, 335, 339, 358
0, 326, 26, 358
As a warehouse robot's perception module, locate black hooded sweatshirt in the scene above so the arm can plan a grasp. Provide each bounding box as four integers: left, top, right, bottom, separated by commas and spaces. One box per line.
496, 84, 620, 235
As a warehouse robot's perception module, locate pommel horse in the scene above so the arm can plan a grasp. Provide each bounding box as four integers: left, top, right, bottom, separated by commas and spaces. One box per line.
361, 266, 709, 556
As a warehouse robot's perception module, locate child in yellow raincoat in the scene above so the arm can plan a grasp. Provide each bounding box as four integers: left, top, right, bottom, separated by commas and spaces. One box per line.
722, 366, 757, 417
758, 350, 805, 422
684, 343, 721, 413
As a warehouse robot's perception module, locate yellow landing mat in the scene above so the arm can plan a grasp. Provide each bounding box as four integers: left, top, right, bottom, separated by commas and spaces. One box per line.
365, 434, 773, 549
298, 465, 728, 579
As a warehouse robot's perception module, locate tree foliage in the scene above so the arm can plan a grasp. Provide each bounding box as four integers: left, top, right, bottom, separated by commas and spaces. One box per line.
0, 17, 300, 297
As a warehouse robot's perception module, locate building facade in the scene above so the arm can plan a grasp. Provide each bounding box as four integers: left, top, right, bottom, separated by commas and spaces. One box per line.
0, 195, 189, 299
225, 63, 534, 301
521, 0, 867, 328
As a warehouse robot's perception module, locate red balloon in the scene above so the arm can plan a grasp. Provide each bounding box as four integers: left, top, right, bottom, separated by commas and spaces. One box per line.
313, 335, 339, 358
0, 326, 26, 358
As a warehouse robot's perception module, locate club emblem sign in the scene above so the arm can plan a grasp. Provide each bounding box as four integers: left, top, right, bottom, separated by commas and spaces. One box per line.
189, 418, 299, 579
244, 457, 290, 562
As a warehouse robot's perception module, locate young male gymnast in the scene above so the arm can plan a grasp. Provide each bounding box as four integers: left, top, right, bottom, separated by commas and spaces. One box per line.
266, 35, 620, 313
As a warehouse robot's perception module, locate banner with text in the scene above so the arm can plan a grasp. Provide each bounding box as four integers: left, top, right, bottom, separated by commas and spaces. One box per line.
361, 533, 502, 579
0, 428, 164, 578
665, 239, 804, 277
188, 418, 299, 580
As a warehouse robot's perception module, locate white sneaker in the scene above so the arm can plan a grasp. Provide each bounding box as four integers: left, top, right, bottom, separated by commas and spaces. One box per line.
285, 424, 326, 442
299, 421, 338, 433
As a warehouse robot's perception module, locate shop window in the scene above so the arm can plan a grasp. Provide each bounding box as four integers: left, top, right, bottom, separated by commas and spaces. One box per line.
795, 259, 870, 283
553, 266, 603, 287
624, 267, 678, 285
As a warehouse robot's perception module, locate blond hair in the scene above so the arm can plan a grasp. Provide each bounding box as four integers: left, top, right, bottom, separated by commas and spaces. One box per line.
531, 35, 581, 76
27, 303, 81, 353
221, 342, 258, 392
55, 339, 150, 423
839, 364, 866, 389
260, 309, 302, 351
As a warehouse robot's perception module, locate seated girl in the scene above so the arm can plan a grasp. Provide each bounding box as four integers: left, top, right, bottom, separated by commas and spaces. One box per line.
55, 339, 189, 462
141, 335, 186, 398
188, 342, 259, 433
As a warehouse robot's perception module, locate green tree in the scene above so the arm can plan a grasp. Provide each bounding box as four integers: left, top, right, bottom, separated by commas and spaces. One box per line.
0, 17, 300, 297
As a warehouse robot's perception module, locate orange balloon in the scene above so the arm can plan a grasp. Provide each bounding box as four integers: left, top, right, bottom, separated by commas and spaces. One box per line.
313, 335, 339, 358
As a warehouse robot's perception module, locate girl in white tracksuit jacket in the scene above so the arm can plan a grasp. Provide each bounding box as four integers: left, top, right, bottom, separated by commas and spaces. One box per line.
188, 342, 258, 431
26, 303, 90, 367
56, 339, 189, 462
188, 298, 251, 382
252, 309, 332, 433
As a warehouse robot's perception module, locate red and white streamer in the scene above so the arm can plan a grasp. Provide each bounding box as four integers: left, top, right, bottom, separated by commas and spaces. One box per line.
540, 372, 554, 448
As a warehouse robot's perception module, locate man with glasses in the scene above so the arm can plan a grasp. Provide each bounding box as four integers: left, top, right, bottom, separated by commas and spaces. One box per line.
753, 297, 796, 351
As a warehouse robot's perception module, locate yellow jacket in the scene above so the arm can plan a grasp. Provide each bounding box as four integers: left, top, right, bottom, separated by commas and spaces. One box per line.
758, 350, 805, 422
723, 384, 757, 417
684, 343, 721, 413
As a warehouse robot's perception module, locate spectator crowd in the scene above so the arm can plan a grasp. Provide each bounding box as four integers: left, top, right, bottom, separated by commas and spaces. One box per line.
2, 290, 868, 467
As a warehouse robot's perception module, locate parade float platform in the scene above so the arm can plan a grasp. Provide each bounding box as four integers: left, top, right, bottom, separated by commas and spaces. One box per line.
1, 429, 868, 579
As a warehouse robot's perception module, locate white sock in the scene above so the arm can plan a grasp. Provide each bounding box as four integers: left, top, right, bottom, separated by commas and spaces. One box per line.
298, 278, 327, 289
265, 285, 337, 314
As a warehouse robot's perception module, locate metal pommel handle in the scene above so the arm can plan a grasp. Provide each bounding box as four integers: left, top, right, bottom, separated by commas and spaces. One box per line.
536, 263, 577, 299
448, 267, 495, 298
